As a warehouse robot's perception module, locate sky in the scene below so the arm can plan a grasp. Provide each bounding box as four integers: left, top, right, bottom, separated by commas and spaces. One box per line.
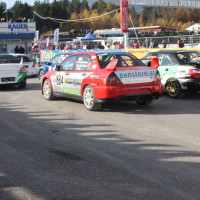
6, 0, 53, 9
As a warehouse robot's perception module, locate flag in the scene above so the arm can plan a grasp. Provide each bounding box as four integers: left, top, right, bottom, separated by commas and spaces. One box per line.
46, 37, 49, 47
35, 30, 39, 41
54, 28, 59, 44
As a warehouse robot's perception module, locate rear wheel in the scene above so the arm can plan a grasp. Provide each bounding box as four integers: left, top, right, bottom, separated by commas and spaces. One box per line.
83, 85, 102, 111
165, 78, 184, 98
18, 82, 26, 89
136, 97, 152, 106
42, 79, 55, 100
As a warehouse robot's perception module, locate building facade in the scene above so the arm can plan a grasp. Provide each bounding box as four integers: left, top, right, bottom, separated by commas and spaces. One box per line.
0, 22, 36, 54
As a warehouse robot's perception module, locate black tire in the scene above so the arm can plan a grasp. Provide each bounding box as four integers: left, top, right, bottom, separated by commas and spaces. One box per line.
165, 78, 184, 99
136, 97, 152, 106
42, 79, 56, 100
18, 82, 26, 89
83, 85, 102, 111
39, 70, 44, 80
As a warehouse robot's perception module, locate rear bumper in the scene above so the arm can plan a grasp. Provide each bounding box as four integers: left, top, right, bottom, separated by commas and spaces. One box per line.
95, 92, 162, 103
0, 73, 27, 85
93, 82, 163, 103
181, 78, 200, 90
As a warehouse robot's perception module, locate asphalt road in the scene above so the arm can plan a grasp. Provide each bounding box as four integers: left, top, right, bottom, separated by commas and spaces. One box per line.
0, 77, 200, 200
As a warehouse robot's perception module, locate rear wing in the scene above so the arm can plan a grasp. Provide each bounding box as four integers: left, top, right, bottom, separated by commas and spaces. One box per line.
105, 57, 159, 70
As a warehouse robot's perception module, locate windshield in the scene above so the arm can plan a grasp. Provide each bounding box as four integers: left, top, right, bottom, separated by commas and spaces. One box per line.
176, 52, 200, 65
97, 53, 145, 68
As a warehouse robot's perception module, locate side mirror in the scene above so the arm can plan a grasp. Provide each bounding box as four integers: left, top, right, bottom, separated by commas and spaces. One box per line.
150, 57, 159, 69
46, 62, 52, 65
55, 65, 61, 71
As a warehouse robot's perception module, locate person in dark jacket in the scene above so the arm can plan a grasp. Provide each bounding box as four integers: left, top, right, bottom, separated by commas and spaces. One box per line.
14, 45, 20, 53
19, 46, 25, 53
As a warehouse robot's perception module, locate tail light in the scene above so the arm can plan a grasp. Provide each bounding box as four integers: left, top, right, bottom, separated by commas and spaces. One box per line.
104, 72, 122, 85
153, 71, 161, 82
32, 63, 36, 67
189, 69, 200, 78
19, 68, 27, 72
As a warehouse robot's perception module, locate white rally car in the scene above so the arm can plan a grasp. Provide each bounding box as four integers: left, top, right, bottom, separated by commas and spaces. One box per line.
11, 54, 38, 77
0, 54, 27, 88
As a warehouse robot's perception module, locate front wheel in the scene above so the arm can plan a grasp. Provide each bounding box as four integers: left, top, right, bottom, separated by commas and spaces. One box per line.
42, 79, 56, 100
165, 79, 184, 98
83, 85, 102, 111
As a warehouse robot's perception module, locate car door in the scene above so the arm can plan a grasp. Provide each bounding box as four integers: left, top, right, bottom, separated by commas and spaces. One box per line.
61, 54, 93, 96
52, 55, 78, 94
157, 54, 177, 84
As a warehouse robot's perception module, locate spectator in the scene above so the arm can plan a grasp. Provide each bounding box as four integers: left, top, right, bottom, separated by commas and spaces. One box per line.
178, 38, 184, 48
149, 39, 154, 48
14, 45, 20, 53
162, 39, 167, 48
16, 17, 22, 22
19, 46, 25, 53
22, 17, 27, 22
8, 18, 14, 23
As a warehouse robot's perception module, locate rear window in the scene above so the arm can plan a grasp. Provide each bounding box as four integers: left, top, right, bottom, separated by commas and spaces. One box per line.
97, 53, 145, 68
15, 56, 32, 62
0, 55, 19, 63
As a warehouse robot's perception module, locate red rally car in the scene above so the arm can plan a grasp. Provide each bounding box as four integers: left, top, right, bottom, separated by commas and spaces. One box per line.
41, 51, 163, 111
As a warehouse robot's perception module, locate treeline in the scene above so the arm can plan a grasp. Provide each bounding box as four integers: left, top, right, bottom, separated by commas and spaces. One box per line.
1, 1, 200, 36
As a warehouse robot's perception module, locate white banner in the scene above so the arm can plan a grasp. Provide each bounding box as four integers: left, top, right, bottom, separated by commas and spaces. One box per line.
130, 0, 200, 8
35, 30, 39, 41
115, 69, 157, 84
54, 28, 59, 44
0, 22, 36, 33
46, 37, 49, 47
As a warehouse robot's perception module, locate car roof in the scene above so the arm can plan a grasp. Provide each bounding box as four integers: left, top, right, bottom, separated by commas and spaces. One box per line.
149, 50, 200, 54
0, 54, 16, 57
69, 50, 131, 56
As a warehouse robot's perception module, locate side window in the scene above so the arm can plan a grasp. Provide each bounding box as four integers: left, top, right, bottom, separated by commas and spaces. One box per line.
159, 54, 173, 66
51, 55, 60, 64
74, 55, 91, 71
60, 55, 77, 71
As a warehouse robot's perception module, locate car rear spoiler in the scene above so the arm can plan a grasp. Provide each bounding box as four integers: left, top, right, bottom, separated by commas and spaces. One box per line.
105, 57, 159, 70
150, 57, 159, 69
105, 59, 118, 70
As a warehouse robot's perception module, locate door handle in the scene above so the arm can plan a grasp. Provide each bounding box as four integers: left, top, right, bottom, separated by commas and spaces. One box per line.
82, 73, 87, 76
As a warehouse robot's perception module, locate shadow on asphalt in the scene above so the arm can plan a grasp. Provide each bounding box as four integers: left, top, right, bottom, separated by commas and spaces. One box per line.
0, 89, 200, 200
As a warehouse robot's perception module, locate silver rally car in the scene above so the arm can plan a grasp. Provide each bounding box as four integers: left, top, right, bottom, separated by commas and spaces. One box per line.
143, 50, 200, 98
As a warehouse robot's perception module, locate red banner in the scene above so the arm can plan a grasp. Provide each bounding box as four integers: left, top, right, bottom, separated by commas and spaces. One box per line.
120, 0, 129, 32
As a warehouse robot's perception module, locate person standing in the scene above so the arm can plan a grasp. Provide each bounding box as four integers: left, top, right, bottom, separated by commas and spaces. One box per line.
162, 40, 167, 48
19, 46, 25, 53
14, 45, 20, 53
178, 38, 184, 48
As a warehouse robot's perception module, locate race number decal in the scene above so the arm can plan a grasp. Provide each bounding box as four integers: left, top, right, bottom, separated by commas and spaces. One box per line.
56, 74, 63, 85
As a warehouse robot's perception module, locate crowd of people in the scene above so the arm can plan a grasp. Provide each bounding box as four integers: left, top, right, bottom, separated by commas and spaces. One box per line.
14, 45, 25, 54
0, 17, 34, 23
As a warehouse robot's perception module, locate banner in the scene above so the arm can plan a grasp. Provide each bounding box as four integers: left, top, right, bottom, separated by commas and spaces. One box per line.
46, 37, 49, 47
130, 0, 200, 8
120, 0, 129, 32
35, 30, 39, 41
54, 28, 59, 44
